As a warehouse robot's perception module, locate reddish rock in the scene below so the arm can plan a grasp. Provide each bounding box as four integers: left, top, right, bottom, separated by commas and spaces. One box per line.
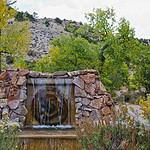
8, 100, 19, 110
11, 75, 18, 85
8, 89, 19, 101
90, 98, 103, 109
101, 106, 111, 116
95, 80, 106, 94
17, 76, 26, 86
75, 86, 87, 97
85, 83, 96, 96
0, 71, 10, 81
80, 73, 96, 84
72, 76, 84, 89
18, 69, 29, 76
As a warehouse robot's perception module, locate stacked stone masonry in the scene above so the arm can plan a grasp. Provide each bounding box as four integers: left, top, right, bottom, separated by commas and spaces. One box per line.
0, 69, 115, 127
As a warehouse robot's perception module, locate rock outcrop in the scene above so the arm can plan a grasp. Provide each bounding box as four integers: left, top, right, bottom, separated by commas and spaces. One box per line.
28, 18, 81, 61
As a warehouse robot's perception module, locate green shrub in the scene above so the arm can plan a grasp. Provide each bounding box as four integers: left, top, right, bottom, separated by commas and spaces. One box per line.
44, 20, 50, 27
0, 111, 19, 150
77, 105, 150, 150
55, 17, 62, 24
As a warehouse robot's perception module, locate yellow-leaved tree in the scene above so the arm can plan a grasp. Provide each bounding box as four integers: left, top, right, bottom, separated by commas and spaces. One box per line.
0, 0, 31, 70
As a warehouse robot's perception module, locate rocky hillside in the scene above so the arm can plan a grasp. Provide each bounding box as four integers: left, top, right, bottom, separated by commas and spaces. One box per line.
15, 12, 149, 62
27, 18, 81, 61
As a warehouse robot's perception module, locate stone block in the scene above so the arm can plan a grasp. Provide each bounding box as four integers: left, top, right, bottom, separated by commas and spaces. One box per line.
11, 75, 18, 85
17, 76, 26, 86
75, 102, 82, 111
90, 98, 103, 109
95, 80, 106, 94
13, 104, 28, 116
85, 83, 96, 96
75, 97, 81, 103
80, 73, 96, 84
75, 86, 87, 97
72, 76, 84, 89
8, 100, 20, 110
81, 98, 90, 106
0, 71, 10, 81
18, 69, 29, 76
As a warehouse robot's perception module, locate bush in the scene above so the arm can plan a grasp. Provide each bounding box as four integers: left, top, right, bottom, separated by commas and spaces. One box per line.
55, 17, 62, 24
77, 105, 150, 150
0, 111, 19, 150
44, 20, 50, 27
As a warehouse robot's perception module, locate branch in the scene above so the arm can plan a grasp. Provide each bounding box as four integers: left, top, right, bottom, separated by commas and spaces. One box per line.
7, 1, 16, 6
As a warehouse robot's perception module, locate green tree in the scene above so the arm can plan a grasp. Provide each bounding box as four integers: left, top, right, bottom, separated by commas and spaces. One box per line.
34, 35, 100, 72
75, 8, 150, 93
0, 0, 16, 30
0, 0, 31, 70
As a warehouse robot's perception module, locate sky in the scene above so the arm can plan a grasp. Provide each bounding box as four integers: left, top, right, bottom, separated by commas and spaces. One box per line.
14, 0, 150, 38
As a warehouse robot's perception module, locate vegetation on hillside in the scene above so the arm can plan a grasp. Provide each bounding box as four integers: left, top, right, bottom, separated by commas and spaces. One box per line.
34, 35, 100, 72
32, 8, 150, 93
77, 105, 150, 150
0, 0, 31, 70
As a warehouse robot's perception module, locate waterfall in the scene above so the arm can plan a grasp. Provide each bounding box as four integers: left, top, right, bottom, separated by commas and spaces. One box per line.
27, 77, 73, 128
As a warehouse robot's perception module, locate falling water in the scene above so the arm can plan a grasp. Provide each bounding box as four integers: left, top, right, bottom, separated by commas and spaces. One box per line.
27, 77, 74, 129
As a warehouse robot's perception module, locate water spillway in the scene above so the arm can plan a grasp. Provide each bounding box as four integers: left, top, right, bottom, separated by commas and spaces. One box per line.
26, 78, 75, 128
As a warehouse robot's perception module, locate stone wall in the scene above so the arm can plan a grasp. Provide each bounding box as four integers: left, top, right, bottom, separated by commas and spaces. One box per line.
0, 69, 115, 127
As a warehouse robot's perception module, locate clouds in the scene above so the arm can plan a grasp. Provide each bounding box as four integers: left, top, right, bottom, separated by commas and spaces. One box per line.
15, 0, 150, 38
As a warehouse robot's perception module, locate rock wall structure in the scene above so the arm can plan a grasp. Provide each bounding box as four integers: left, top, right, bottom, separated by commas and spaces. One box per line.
0, 69, 115, 127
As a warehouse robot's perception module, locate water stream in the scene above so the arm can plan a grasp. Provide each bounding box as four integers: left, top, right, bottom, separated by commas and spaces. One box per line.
27, 78, 74, 129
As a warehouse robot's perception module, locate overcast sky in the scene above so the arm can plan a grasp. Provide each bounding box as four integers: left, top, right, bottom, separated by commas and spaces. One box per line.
15, 0, 150, 38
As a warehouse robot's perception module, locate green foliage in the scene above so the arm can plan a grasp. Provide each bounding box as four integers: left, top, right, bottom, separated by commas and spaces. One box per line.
0, 21, 31, 69
33, 35, 100, 72
65, 22, 79, 33
29, 7, 150, 95
84, 8, 116, 41
0, 112, 19, 150
44, 20, 50, 27
0, 0, 16, 30
55, 17, 62, 24
15, 11, 36, 22
77, 105, 150, 150
75, 8, 150, 93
